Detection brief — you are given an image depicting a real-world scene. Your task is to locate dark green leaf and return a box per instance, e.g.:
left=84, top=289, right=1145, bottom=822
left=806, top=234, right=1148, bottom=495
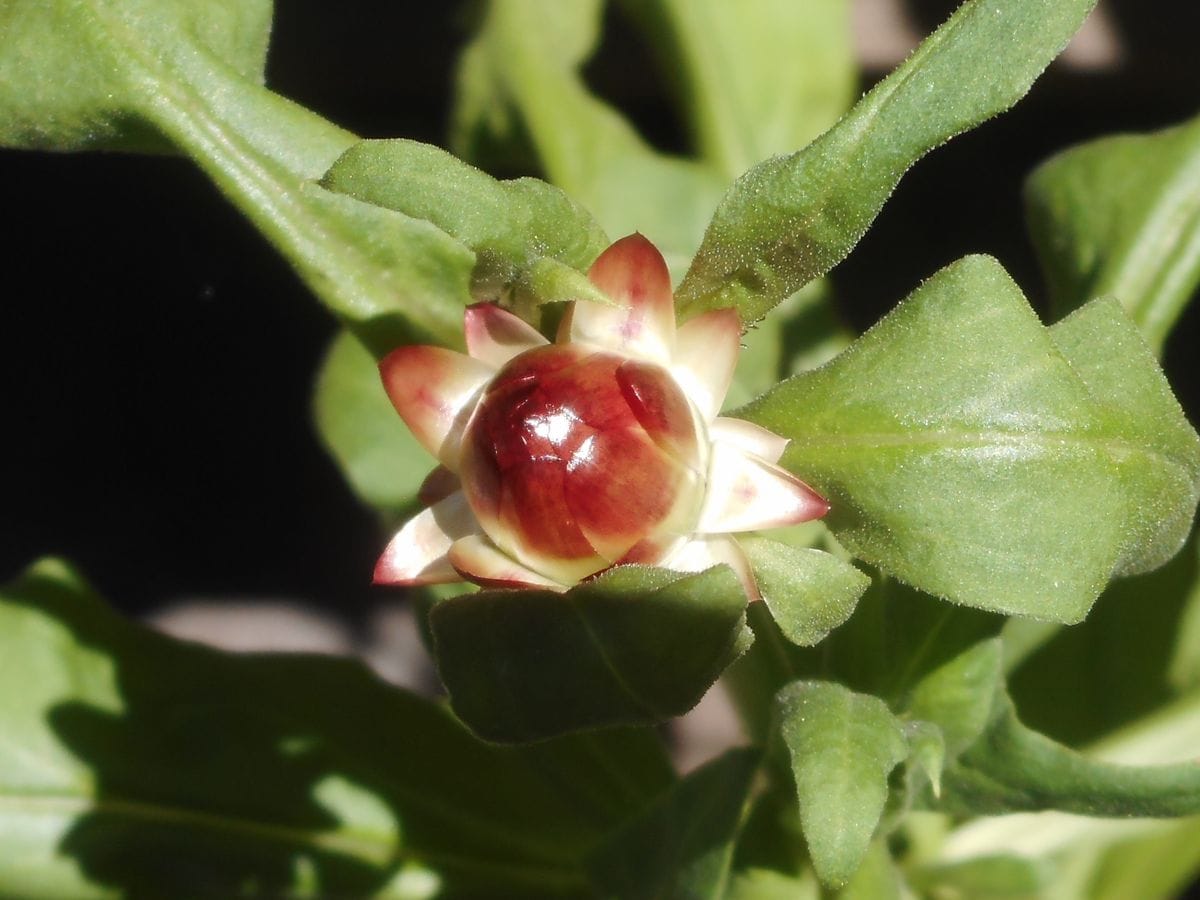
left=588, top=748, right=758, bottom=900
left=943, top=691, right=1200, bottom=818
left=312, top=330, right=433, bottom=514
left=777, top=681, right=908, bottom=888
left=741, top=255, right=1200, bottom=622
left=430, top=565, right=749, bottom=743
left=676, top=0, right=1097, bottom=325
left=740, top=536, right=869, bottom=647
left=1026, top=112, right=1200, bottom=351
left=0, top=559, right=675, bottom=897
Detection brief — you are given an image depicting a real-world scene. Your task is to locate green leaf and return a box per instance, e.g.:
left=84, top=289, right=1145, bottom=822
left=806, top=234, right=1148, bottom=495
left=942, top=691, right=1200, bottom=818
left=587, top=748, right=758, bottom=900
left=1025, top=111, right=1200, bottom=352
left=614, top=0, right=856, bottom=179
left=726, top=867, right=821, bottom=900
left=0, top=559, right=676, bottom=897
left=741, top=255, right=1200, bottom=622
left=675, top=0, right=1097, bottom=325
left=320, top=139, right=608, bottom=309
left=740, top=536, right=869, bottom=647
left=451, top=0, right=726, bottom=267
left=312, top=330, right=432, bottom=514
left=0, top=1, right=477, bottom=352
left=430, top=565, right=749, bottom=743
left=835, top=841, right=906, bottom=900
left=913, top=855, right=1054, bottom=899
left=903, top=721, right=946, bottom=799
left=905, top=639, right=1004, bottom=758
left=777, top=681, right=908, bottom=888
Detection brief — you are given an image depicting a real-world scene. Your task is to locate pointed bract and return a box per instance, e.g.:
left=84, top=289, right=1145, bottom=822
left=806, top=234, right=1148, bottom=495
left=709, top=417, right=790, bottom=464
left=417, top=466, right=461, bottom=507
left=671, top=308, right=741, bottom=421
left=374, top=492, right=478, bottom=586
left=560, top=233, right=675, bottom=363
left=464, top=302, right=549, bottom=369
left=698, top=442, right=829, bottom=534
left=379, top=345, right=493, bottom=469
left=449, top=534, right=566, bottom=591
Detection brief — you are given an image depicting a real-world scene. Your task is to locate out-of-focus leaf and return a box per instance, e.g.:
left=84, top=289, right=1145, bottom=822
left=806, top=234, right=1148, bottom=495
left=1026, top=112, right=1200, bottom=352
left=321, top=139, right=608, bottom=310
left=942, top=691, right=1200, bottom=818
left=615, top=0, right=855, bottom=179
left=430, top=565, right=748, bottom=743
left=313, top=330, right=431, bottom=514
left=742, top=256, right=1200, bottom=622
left=740, top=536, right=869, bottom=647
left=0, top=1, right=476, bottom=353
left=587, top=748, right=758, bottom=899
left=726, top=867, right=821, bottom=900
left=0, top=559, right=675, bottom=897
left=777, top=681, right=908, bottom=888
left=676, top=0, right=1097, bottom=325
left=1085, top=813, right=1200, bottom=900
left=913, top=855, right=1054, bottom=899
left=903, top=722, right=946, bottom=799
left=835, top=841, right=906, bottom=900
left=451, top=0, right=724, bottom=268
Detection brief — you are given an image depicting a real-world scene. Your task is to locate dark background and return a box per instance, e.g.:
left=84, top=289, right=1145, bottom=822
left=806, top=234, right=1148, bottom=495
left=2, top=0, right=1199, bottom=631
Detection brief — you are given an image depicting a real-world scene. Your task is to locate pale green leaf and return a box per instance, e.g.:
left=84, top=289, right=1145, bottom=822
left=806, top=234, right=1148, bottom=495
left=676, top=0, right=1097, bottom=325
left=905, top=639, right=1003, bottom=757
left=740, top=536, right=869, bottom=647
left=430, top=565, right=749, bottom=743
left=1026, top=111, right=1200, bottom=352
left=0, top=559, right=675, bottom=896
left=615, top=0, right=855, bottom=179
left=741, top=255, right=1200, bottom=622
left=777, top=681, right=908, bottom=888
left=587, top=748, right=758, bottom=900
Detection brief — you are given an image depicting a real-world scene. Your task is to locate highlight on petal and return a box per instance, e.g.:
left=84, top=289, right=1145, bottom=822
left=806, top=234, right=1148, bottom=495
left=464, top=302, right=549, bottom=369
left=379, top=345, right=493, bottom=468
left=374, top=491, right=478, bottom=586
left=671, top=308, right=741, bottom=420
left=709, top=417, right=790, bottom=465
left=559, top=233, right=675, bottom=363
left=661, top=535, right=761, bottom=602
left=697, top=441, right=830, bottom=534
left=448, top=534, right=566, bottom=591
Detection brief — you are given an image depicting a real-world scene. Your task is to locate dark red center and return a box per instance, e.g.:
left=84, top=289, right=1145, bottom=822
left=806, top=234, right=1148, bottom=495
left=460, top=345, right=704, bottom=583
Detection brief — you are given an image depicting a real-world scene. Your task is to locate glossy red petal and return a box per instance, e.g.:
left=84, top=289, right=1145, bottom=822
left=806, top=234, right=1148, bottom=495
left=708, top=417, right=790, bottom=465
left=560, top=233, right=675, bottom=362
left=698, top=442, right=829, bottom=533
left=464, top=302, right=549, bottom=368
left=373, top=491, right=478, bottom=586
left=378, top=345, right=493, bottom=469
left=671, top=308, right=741, bottom=420
left=448, top=535, right=566, bottom=591
left=616, top=359, right=704, bottom=468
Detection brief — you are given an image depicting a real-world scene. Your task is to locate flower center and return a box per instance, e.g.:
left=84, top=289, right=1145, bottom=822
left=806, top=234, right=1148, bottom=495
left=460, top=344, right=706, bottom=584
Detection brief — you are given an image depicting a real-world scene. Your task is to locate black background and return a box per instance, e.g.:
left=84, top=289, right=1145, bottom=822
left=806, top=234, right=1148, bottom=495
left=3, top=0, right=1199, bottom=632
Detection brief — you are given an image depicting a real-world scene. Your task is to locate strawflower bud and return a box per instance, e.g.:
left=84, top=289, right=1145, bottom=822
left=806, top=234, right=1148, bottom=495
left=373, top=234, right=829, bottom=598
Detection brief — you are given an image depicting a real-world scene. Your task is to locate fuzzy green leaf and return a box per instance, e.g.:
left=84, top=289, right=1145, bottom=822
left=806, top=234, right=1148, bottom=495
left=777, top=681, right=908, bottom=888
left=587, top=748, right=758, bottom=900
left=430, top=566, right=749, bottom=743
left=0, top=559, right=675, bottom=897
left=905, top=639, right=1004, bottom=758
left=740, top=536, right=869, bottom=647
left=676, top=0, right=1097, bottom=324
left=742, top=255, right=1200, bottom=622
left=1026, top=112, right=1200, bottom=352
left=320, top=138, right=608, bottom=310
